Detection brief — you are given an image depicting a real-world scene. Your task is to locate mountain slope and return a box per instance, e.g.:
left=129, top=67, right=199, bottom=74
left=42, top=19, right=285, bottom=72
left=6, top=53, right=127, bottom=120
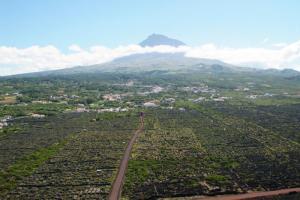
left=45, top=53, right=237, bottom=75
left=10, top=52, right=240, bottom=77
left=6, top=34, right=300, bottom=77
left=140, top=34, right=186, bottom=47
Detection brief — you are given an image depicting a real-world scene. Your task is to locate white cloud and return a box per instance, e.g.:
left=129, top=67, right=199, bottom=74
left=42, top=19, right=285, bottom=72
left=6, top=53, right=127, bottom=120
left=1, top=40, right=300, bottom=76
left=185, top=40, right=300, bottom=70
left=262, top=37, right=269, bottom=44
left=68, top=44, right=82, bottom=52
left=272, top=43, right=287, bottom=48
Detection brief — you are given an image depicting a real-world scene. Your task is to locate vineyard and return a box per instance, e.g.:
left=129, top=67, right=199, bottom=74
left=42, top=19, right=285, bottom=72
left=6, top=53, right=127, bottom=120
left=123, top=107, right=300, bottom=199
left=0, top=112, right=139, bottom=199
left=0, top=71, right=299, bottom=199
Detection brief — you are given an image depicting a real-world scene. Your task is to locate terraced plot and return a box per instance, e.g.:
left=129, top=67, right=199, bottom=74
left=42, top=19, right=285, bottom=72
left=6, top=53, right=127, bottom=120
left=123, top=108, right=300, bottom=199
left=210, top=103, right=300, bottom=143
left=0, top=112, right=139, bottom=199
left=0, top=114, right=84, bottom=169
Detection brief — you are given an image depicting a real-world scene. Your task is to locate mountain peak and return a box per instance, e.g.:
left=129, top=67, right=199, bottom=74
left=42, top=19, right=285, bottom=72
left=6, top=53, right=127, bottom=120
left=140, top=34, right=186, bottom=47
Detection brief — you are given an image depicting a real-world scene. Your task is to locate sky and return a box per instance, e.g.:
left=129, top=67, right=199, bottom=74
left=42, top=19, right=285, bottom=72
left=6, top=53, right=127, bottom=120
left=1, top=0, right=300, bottom=75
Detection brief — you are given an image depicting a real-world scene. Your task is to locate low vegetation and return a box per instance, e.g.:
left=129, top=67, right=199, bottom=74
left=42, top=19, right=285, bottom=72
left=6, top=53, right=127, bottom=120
left=0, top=70, right=299, bottom=199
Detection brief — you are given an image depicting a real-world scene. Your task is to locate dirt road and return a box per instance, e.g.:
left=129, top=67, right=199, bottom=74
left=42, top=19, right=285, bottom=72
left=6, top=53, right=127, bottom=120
left=194, top=187, right=300, bottom=200
left=108, top=115, right=144, bottom=200
left=108, top=114, right=299, bottom=200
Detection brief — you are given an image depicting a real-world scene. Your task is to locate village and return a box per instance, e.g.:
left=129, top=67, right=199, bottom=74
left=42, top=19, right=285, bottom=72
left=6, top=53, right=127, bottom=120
left=1, top=78, right=298, bottom=127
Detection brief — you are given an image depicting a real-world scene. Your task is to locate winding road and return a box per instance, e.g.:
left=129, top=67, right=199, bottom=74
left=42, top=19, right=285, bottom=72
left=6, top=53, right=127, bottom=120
left=108, top=115, right=144, bottom=200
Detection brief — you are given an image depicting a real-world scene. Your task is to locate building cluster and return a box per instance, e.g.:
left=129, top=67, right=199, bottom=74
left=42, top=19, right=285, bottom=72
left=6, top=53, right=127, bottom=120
left=0, top=116, right=12, bottom=129
left=181, top=86, right=216, bottom=94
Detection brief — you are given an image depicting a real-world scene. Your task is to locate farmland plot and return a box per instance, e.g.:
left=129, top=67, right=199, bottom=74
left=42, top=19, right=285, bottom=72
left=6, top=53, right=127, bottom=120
left=1, top=112, right=139, bottom=199
left=210, top=103, right=300, bottom=143
left=123, top=108, right=300, bottom=199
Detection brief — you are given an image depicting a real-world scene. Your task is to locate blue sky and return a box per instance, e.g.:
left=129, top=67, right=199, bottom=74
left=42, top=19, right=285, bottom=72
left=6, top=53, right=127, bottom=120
left=1, top=0, right=300, bottom=49
left=1, top=0, right=300, bottom=75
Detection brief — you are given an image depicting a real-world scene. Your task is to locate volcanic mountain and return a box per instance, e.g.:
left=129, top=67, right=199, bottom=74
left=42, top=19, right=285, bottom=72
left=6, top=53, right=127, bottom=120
left=139, top=33, right=186, bottom=47
left=11, top=34, right=298, bottom=77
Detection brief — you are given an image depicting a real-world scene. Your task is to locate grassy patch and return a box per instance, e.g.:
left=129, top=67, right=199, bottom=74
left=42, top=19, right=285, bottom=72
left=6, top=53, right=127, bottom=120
left=0, top=103, right=73, bottom=117
left=124, top=159, right=161, bottom=192
left=0, top=138, right=70, bottom=195
left=251, top=97, right=300, bottom=106
left=206, top=174, right=230, bottom=185
left=0, top=126, right=22, bottom=139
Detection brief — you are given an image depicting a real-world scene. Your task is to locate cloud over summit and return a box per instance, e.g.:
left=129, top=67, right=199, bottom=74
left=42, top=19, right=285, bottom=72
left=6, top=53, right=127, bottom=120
left=1, top=40, right=300, bottom=76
